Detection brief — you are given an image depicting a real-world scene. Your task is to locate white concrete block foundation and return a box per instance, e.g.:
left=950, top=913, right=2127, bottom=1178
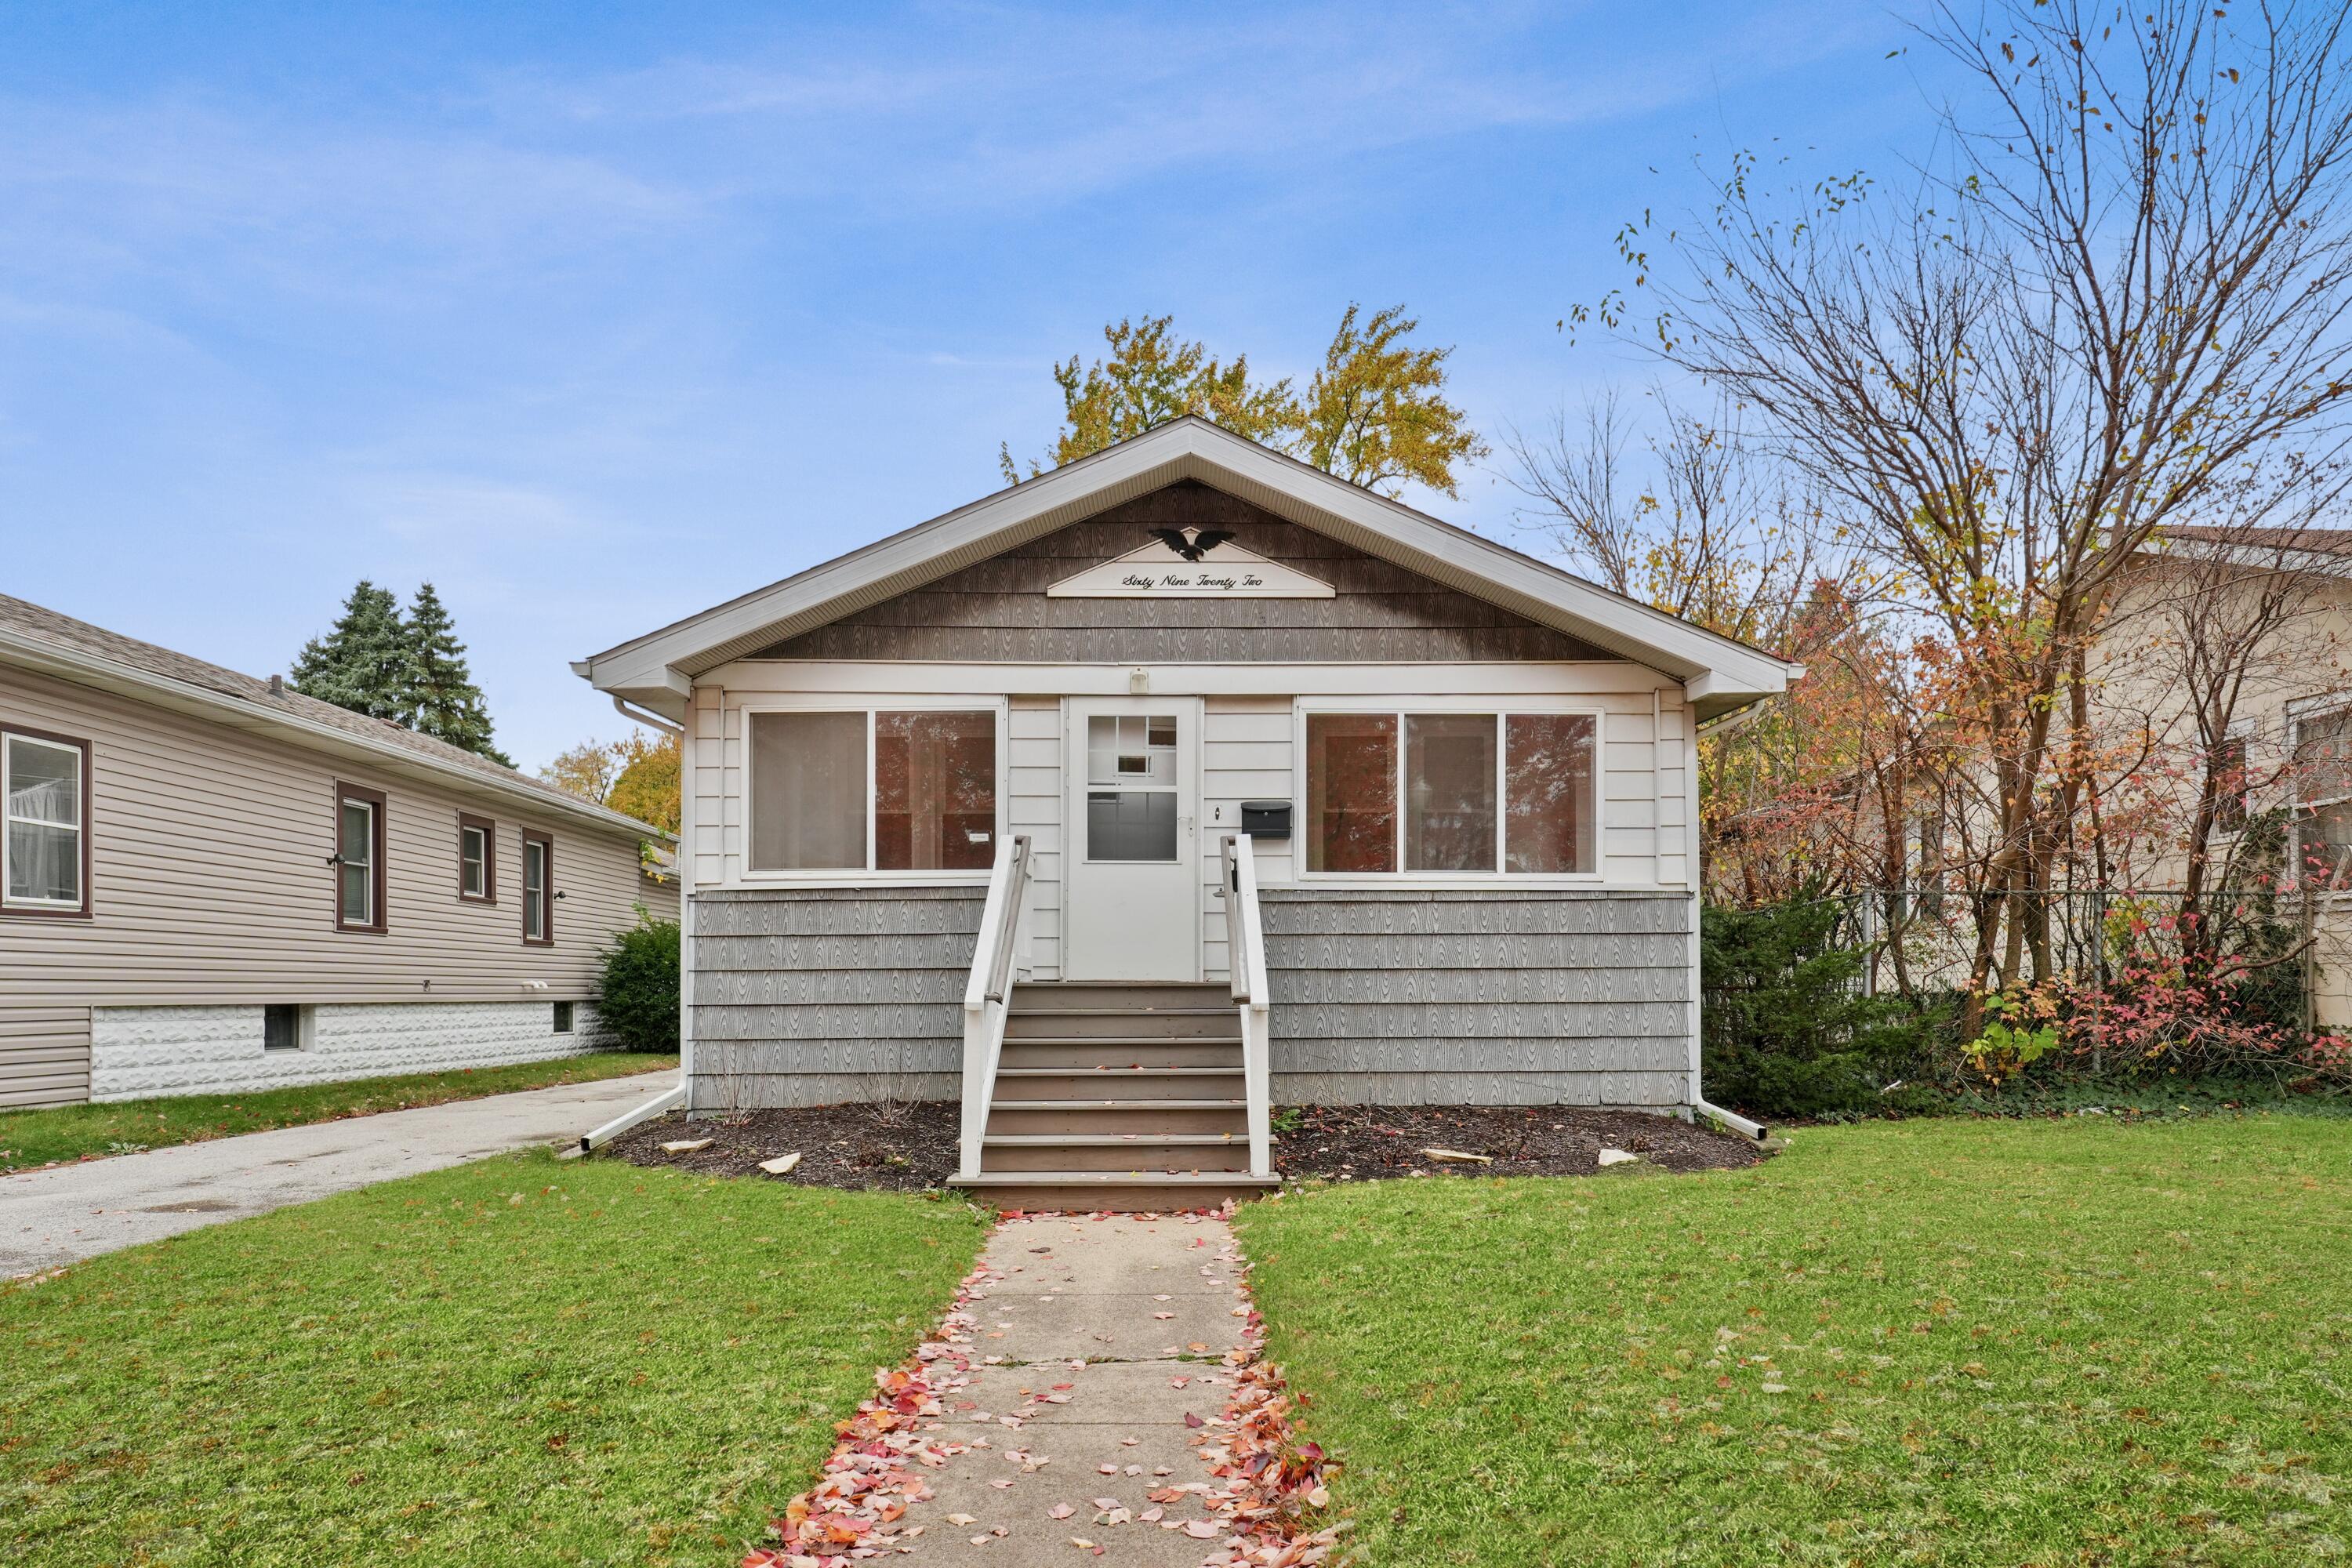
left=90, top=1000, right=614, bottom=1102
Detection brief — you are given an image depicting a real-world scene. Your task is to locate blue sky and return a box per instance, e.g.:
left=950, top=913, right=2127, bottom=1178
left=0, top=2, right=1944, bottom=768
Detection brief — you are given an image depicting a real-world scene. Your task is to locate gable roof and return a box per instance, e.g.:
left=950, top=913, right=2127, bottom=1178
left=0, top=593, right=662, bottom=841
left=576, top=417, right=1801, bottom=721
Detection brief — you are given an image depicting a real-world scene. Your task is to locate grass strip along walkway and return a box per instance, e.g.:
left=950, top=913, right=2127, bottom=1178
left=0, top=1051, right=677, bottom=1172
left=0, top=1150, right=986, bottom=1567
left=1238, top=1116, right=2352, bottom=1566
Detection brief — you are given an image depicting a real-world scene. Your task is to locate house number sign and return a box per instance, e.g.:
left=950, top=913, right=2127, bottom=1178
left=1045, top=527, right=1335, bottom=599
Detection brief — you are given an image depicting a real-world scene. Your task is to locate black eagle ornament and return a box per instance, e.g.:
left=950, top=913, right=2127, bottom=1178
left=1150, top=525, right=1236, bottom=561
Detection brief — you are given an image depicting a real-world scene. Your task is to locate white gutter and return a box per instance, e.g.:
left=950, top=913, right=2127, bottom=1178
left=0, top=626, right=662, bottom=842
left=612, top=694, right=684, bottom=739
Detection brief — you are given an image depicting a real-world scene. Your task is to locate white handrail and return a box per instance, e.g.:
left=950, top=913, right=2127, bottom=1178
left=1223, top=834, right=1275, bottom=1178
left=958, top=834, right=1032, bottom=1180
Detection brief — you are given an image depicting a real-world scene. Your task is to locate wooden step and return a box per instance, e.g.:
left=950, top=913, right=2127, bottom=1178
left=998, top=1040, right=1243, bottom=1071
left=1008, top=982, right=1231, bottom=1012
left=979, top=1134, right=1254, bottom=1174
left=985, top=1101, right=1246, bottom=1136
left=956, top=1171, right=1281, bottom=1213
left=993, top=1067, right=1243, bottom=1102
left=1004, top=1008, right=1240, bottom=1041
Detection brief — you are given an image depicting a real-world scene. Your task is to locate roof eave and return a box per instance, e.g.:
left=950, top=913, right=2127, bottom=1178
left=577, top=418, right=1803, bottom=698
left=1, top=628, right=666, bottom=841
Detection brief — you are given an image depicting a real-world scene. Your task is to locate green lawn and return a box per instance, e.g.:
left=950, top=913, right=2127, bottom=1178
left=0, top=1151, right=986, bottom=1566
left=1237, top=1116, right=2352, bottom=1566
left=0, top=1052, right=679, bottom=1171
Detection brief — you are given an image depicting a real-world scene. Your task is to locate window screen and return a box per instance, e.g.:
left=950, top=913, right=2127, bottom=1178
left=750, top=711, right=868, bottom=870
left=1405, top=714, right=1497, bottom=872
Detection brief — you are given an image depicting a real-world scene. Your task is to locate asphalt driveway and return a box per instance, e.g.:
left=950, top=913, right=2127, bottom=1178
left=0, top=1069, right=675, bottom=1276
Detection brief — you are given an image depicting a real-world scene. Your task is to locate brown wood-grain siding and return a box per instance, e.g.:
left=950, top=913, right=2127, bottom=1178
left=0, top=664, right=676, bottom=1108
left=690, top=886, right=981, bottom=1109
left=748, top=481, right=1612, bottom=664
left=1259, top=888, right=1693, bottom=1106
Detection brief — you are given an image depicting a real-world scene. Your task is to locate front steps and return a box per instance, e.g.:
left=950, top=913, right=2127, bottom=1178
left=958, top=982, right=1279, bottom=1211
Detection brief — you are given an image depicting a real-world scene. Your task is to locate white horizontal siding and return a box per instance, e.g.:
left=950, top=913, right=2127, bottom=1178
left=1008, top=696, right=1062, bottom=979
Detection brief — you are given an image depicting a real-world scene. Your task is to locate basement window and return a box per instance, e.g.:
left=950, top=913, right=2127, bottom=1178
left=553, top=1000, right=575, bottom=1034
left=263, top=1004, right=314, bottom=1051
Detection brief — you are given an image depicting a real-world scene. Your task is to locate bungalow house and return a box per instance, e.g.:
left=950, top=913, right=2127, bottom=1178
left=575, top=419, right=1798, bottom=1207
left=0, top=593, right=677, bottom=1110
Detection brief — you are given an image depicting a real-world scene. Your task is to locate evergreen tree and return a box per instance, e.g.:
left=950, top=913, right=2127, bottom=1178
left=399, top=582, right=513, bottom=768
left=289, top=580, right=408, bottom=720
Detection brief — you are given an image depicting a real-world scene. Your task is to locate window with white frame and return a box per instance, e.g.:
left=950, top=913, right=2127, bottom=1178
left=2294, top=705, right=2352, bottom=884
left=333, top=783, right=386, bottom=932
left=3, top=728, right=88, bottom=913
left=521, top=830, right=553, bottom=944
left=1303, top=710, right=1599, bottom=876
left=748, top=707, right=998, bottom=873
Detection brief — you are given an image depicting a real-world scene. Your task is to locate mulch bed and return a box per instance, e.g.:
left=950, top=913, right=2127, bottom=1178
left=604, top=1099, right=1767, bottom=1191
left=604, top=1100, right=962, bottom=1192
left=1270, top=1103, right=1769, bottom=1179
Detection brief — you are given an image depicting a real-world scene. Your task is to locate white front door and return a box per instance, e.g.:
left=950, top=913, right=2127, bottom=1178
left=1062, top=696, right=1202, bottom=982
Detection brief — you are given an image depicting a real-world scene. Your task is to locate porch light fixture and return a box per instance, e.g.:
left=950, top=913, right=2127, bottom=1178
left=1128, top=666, right=1149, bottom=695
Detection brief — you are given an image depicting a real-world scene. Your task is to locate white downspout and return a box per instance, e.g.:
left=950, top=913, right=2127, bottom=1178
left=1680, top=685, right=1767, bottom=1141
left=676, top=691, right=699, bottom=1116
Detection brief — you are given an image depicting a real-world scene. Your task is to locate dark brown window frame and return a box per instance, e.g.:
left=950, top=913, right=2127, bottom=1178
left=520, top=828, right=553, bottom=946
left=456, top=812, right=499, bottom=904
left=333, top=782, right=389, bottom=935
left=1, top=724, right=93, bottom=920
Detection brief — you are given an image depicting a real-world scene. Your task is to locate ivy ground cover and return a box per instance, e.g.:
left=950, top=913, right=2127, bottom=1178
left=1236, top=1116, right=2351, bottom=1566
left=0, top=1151, right=985, bottom=1566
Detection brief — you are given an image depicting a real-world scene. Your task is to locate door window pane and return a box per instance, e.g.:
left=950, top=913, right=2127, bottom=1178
left=1406, top=714, right=1497, bottom=872
left=1087, top=715, right=1177, bottom=785
left=1504, top=713, right=1597, bottom=873
left=1305, top=713, right=1397, bottom=872
left=1087, top=789, right=1178, bottom=862
left=876, top=711, right=996, bottom=870
left=3, top=735, right=82, bottom=906
left=339, top=800, right=373, bottom=924
left=750, top=711, right=868, bottom=869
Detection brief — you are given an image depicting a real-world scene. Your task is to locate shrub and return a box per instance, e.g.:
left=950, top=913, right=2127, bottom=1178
left=596, top=909, right=680, bottom=1052
left=1701, top=891, right=1936, bottom=1118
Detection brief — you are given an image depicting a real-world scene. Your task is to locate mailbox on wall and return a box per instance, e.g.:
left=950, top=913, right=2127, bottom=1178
left=1239, top=800, right=1294, bottom=840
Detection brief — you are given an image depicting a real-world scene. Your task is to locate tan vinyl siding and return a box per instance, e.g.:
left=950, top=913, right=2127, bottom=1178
left=0, top=1005, right=92, bottom=1107
left=0, top=664, right=672, bottom=1046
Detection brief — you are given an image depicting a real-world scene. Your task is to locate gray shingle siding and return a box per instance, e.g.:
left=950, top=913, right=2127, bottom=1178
left=690, top=886, right=982, bottom=1109
left=688, top=885, right=1694, bottom=1111
left=1258, top=889, right=1694, bottom=1106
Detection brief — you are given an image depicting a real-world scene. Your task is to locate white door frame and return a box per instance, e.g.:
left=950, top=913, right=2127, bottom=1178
left=1061, top=695, right=1204, bottom=982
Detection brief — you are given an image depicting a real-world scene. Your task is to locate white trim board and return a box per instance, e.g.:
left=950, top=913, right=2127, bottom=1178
left=701, top=660, right=1690, bottom=698
left=576, top=419, right=1798, bottom=722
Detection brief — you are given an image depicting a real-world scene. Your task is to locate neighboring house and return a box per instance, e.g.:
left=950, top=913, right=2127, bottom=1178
left=2096, top=526, right=2352, bottom=1022
left=0, top=593, right=678, bottom=1109
left=575, top=419, right=1798, bottom=1206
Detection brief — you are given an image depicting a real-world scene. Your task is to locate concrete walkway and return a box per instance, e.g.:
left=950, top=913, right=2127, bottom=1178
left=886, top=1214, right=1255, bottom=1564
left=0, top=1069, right=676, bottom=1276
